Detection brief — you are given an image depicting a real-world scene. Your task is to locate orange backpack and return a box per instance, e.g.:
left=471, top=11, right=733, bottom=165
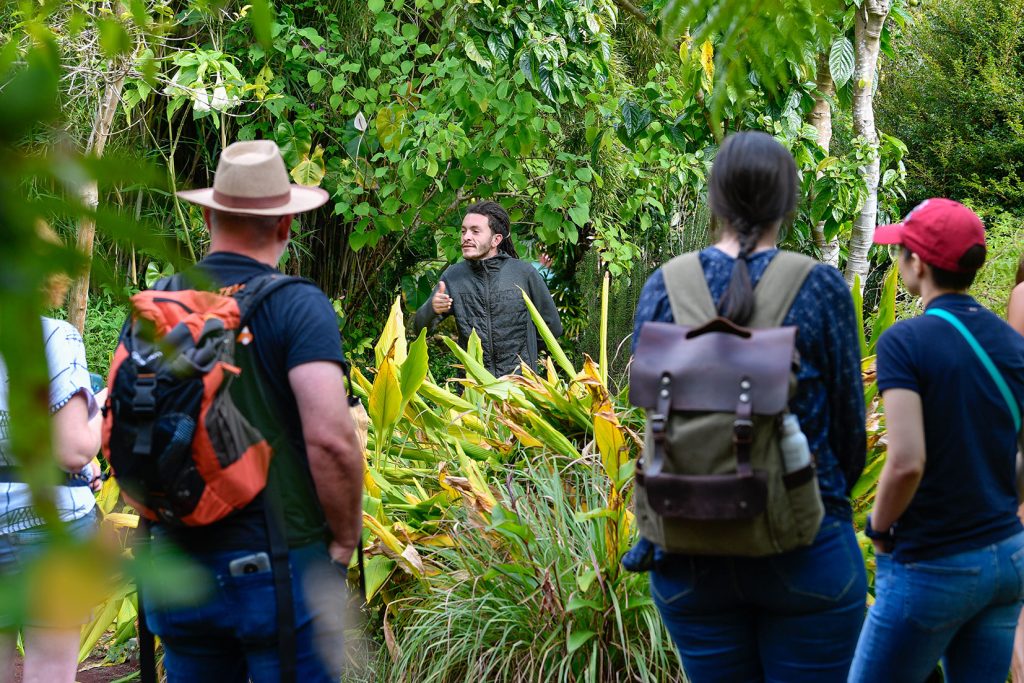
left=102, top=273, right=306, bottom=526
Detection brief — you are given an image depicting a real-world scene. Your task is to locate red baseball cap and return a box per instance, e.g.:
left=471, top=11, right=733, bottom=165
left=873, top=198, right=986, bottom=273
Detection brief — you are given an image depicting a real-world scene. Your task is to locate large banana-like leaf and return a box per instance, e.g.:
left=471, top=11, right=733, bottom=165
left=522, top=289, right=576, bottom=378
left=374, top=296, right=408, bottom=368
left=400, top=330, right=429, bottom=404
left=78, top=581, right=135, bottom=662
left=363, top=555, right=396, bottom=602
left=368, top=355, right=403, bottom=454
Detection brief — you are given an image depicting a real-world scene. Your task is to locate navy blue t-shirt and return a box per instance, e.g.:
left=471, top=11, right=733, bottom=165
left=160, top=252, right=347, bottom=551
left=877, top=294, right=1024, bottom=562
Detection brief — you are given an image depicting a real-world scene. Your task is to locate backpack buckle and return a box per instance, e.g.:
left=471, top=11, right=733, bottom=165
left=133, top=373, right=157, bottom=415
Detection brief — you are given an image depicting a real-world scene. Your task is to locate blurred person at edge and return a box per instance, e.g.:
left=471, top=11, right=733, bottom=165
left=412, top=200, right=562, bottom=377
left=624, top=131, right=868, bottom=682
left=850, top=200, right=1024, bottom=683
left=0, top=223, right=104, bottom=683
left=998, top=253, right=1024, bottom=683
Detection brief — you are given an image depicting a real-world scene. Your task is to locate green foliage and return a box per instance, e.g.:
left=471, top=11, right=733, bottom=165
left=375, top=463, right=680, bottom=682
left=877, top=0, right=1024, bottom=213
left=660, top=0, right=842, bottom=118
left=81, top=293, right=130, bottom=379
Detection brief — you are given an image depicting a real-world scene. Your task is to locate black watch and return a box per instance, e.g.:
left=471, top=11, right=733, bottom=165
left=864, top=514, right=894, bottom=541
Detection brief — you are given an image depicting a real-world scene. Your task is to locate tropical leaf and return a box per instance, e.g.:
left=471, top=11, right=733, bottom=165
left=276, top=120, right=311, bottom=168
left=375, top=105, right=407, bottom=152
left=867, top=264, right=898, bottom=356
left=400, top=330, right=429, bottom=404
left=368, top=356, right=403, bottom=449
left=620, top=100, right=652, bottom=139
left=522, top=289, right=576, bottom=378
left=289, top=145, right=326, bottom=186
left=363, top=555, right=396, bottom=602
left=375, top=296, right=408, bottom=368
left=699, top=39, right=715, bottom=91
left=464, top=35, right=492, bottom=70
left=829, top=36, right=855, bottom=89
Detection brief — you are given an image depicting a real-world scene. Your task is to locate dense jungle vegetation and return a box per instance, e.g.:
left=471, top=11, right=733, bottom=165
left=1, top=0, right=1022, bottom=679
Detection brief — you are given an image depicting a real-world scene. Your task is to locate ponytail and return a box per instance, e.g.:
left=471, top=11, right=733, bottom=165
left=718, top=218, right=768, bottom=325
left=707, top=132, right=798, bottom=325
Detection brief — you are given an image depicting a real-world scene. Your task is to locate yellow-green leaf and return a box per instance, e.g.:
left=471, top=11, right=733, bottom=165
left=400, top=329, right=428, bottom=404
left=375, top=105, right=407, bottom=152
left=368, top=357, right=402, bottom=446
left=700, top=39, right=715, bottom=91
left=363, top=555, right=396, bottom=602
left=521, top=289, right=575, bottom=378
left=375, top=296, right=407, bottom=368
left=289, top=145, right=326, bottom=187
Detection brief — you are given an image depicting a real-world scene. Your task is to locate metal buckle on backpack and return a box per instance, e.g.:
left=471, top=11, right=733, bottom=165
left=732, top=419, right=753, bottom=444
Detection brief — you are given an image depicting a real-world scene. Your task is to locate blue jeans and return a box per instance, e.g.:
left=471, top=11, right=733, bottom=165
left=650, top=518, right=867, bottom=683
left=849, top=530, right=1024, bottom=683
left=0, top=508, right=99, bottom=629
left=142, top=541, right=348, bottom=683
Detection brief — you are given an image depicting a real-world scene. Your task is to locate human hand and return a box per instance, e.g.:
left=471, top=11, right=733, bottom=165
left=88, top=459, right=102, bottom=492
left=431, top=281, right=452, bottom=315
left=872, top=538, right=893, bottom=556
left=328, top=539, right=355, bottom=566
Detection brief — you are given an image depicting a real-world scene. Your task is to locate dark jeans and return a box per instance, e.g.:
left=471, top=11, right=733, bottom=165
left=142, top=541, right=347, bottom=683
left=850, top=530, right=1024, bottom=683
left=650, top=518, right=867, bottom=683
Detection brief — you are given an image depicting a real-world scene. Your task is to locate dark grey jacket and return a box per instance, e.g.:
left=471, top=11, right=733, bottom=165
left=413, top=254, right=562, bottom=377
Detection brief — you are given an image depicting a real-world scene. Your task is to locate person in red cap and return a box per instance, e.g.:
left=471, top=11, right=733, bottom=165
left=849, top=199, right=1024, bottom=682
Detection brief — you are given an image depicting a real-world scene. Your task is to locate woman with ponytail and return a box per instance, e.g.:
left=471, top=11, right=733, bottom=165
left=624, top=131, right=868, bottom=681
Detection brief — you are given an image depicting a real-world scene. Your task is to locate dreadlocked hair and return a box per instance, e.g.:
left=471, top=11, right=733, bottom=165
left=464, top=200, right=519, bottom=258
left=709, top=132, right=798, bottom=325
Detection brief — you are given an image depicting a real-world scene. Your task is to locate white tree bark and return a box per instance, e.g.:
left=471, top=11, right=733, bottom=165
left=844, top=0, right=891, bottom=288
left=809, top=51, right=840, bottom=268
left=67, top=62, right=127, bottom=333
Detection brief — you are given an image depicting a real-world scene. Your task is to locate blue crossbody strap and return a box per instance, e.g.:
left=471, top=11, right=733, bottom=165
left=926, top=307, right=1022, bottom=433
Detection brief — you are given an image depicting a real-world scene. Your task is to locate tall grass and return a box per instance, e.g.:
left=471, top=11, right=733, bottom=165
left=374, top=459, right=682, bottom=682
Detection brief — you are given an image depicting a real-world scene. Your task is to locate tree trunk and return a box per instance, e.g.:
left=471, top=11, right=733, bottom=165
left=67, top=62, right=128, bottom=333
left=809, top=52, right=840, bottom=268
left=843, top=0, right=891, bottom=288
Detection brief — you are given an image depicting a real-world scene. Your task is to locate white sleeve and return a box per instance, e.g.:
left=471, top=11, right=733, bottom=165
left=43, top=318, right=98, bottom=419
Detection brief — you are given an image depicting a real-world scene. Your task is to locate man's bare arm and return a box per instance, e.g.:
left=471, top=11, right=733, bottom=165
left=289, top=361, right=363, bottom=564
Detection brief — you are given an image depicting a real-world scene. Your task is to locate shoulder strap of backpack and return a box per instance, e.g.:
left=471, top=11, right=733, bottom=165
left=749, top=251, right=818, bottom=328
left=662, top=252, right=718, bottom=326
left=233, top=273, right=316, bottom=327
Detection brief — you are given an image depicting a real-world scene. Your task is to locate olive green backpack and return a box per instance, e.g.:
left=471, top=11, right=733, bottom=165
left=629, top=251, right=824, bottom=556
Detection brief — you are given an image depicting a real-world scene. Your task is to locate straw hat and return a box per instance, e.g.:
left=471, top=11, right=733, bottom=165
left=176, top=140, right=329, bottom=216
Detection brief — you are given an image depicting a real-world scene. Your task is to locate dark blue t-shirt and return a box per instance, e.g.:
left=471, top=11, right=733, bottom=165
left=161, top=252, right=347, bottom=551
left=877, top=294, right=1024, bottom=562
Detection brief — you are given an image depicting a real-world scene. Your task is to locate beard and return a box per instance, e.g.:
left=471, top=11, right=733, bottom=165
left=462, top=242, right=491, bottom=260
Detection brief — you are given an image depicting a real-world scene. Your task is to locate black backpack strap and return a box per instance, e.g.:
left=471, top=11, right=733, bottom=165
left=262, top=481, right=298, bottom=683
left=233, top=273, right=316, bottom=328
left=662, top=252, right=718, bottom=326
left=135, top=518, right=158, bottom=683
left=749, top=251, right=818, bottom=328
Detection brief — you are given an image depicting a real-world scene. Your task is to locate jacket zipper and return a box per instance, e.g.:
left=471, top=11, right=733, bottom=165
left=484, top=264, right=496, bottom=375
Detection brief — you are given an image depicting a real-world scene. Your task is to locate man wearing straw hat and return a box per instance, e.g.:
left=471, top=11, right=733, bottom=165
left=141, top=140, right=363, bottom=682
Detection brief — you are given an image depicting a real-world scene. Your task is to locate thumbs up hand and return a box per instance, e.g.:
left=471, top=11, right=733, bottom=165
left=432, top=281, right=452, bottom=315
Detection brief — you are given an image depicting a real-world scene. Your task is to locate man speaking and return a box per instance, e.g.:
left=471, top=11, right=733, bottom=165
left=413, top=200, right=562, bottom=377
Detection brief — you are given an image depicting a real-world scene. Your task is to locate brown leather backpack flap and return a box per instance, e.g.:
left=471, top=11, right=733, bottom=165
left=630, top=320, right=796, bottom=414
left=642, top=470, right=768, bottom=520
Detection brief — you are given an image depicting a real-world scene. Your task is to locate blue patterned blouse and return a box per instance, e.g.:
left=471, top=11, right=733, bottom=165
left=631, top=247, right=866, bottom=521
